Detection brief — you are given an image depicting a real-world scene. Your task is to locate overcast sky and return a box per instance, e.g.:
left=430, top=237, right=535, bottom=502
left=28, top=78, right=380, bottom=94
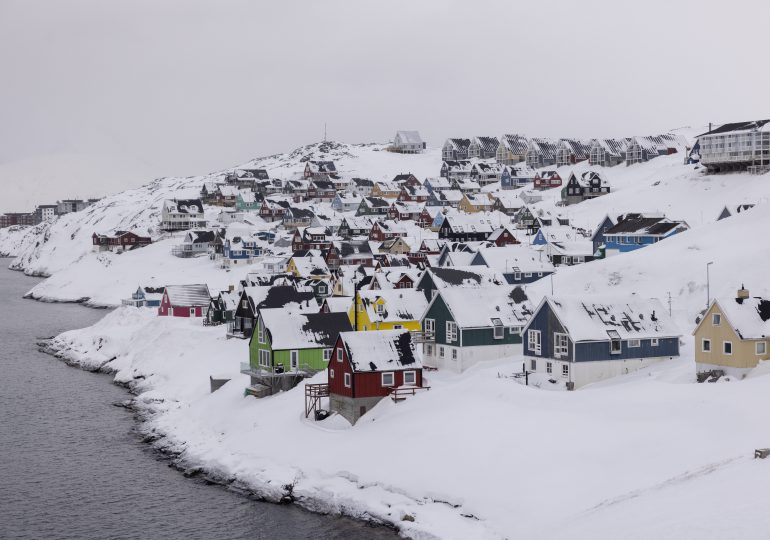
left=1, top=0, right=768, bottom=180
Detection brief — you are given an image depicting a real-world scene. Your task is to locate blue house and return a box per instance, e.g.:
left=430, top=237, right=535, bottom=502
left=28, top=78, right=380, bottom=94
left=603, top=214, right=689, bottom=257
left=223, top=232, right=263, bottom=268
left=122, top=286, right=164, bottom=308
left=522, top=296, right=680, bottom=389
left=591, top=215, right=615, bottom=256
left=501, top=164, right=536, bottom=190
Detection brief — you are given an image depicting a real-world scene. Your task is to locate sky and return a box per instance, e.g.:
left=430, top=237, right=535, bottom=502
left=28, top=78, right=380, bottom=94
left=0, top=0, right=768, bottom=204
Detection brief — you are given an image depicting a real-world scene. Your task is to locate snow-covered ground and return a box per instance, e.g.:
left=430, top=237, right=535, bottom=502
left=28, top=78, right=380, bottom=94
left=10, top=137, right=770, bottom=538
left=46, top=307, right=770, bottom=540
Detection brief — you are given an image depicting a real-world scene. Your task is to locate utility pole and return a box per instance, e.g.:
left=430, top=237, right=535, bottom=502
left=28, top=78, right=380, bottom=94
left=667, top=292, right=672, bottom=317
left=706, top=261, right=714, bottom=309
left=323, top=123, right=327, bottom=142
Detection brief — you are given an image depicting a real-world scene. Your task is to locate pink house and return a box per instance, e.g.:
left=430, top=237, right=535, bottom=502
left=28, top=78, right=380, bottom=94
left=158, top=284, right=211, bottom=317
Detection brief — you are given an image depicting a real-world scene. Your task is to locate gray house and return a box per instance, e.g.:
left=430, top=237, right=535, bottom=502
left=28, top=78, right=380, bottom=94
left=393, top=131, right=425, bottom=153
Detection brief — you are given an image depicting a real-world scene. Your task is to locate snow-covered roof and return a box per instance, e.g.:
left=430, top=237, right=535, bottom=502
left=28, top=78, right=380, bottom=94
left=443, top=214, right=497, bottom=234
left=395, top=130, right=423, bottom=145
left=438, top=286, right=533, bottom=328
left=710, top=294, right=770, bottom=339
left=321, top=296, right=353, bottom=314
left=340, top=329, right=422, bottom=372
left=164, top=199, right=204, bottom=215
left=424, top=265, right=507, bottom=289
left=164, top=284, right=211, bottom=307
left=261, top=308, right=351, bottom=350
left=291, top=255, right=330, bottom=277
left=475, top=245, right=555, bottom=274
left=605, top=214, right=688, bottom=237
left=537, top=296, right=680, bottom=342
left=358, top=289, right=429, bottom=323
left=499, top=134, right=530, bottom=154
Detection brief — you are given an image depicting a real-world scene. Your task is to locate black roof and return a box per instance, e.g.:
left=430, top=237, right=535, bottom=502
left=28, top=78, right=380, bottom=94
left=258, top=285, right=316, bottom=310
left=288, top=207, right=315, bottom=219
left=430, top=267, right=484, bottom=286
left=313, top=180, right=335, bottom=190
left=366, top=197, right=390, bottom=208
left=174, top=199, right=204, bottom=214
left=301, top=312, right=352, bottom=347
left=697, top=120, right=770, bottom=137
left=353, top=177, right=374, bottom=186
left=605, top=214, right=677, bottom=235
left=192, top=230, right=216, bottom=243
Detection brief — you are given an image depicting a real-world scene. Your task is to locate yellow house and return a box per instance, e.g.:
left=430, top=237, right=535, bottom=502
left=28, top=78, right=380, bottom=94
left=287, top=255, right=330, bottom=280
left=693, top=286, right=770, bottom=378
left=458, top=193, right=493, bottom=213
left=348, top=289, right=427, bottom=331
left=371, top=182, right=400, bottom=199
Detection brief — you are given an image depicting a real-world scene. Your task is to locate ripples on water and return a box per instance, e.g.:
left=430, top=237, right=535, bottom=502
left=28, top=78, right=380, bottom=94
left=0, top=265, right=396, bottom=539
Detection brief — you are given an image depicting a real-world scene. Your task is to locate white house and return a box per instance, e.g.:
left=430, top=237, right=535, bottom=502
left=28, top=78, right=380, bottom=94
left=393, top=131, right=424, bottom=153
left=161, top=199, right=206, bottom=231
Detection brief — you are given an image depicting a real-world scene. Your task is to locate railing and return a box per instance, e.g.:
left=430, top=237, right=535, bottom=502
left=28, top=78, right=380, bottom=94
left=304, top=383, right=330, bottom=418
left=240, top=362, right=318, bottom=378
left=389, top=385, right=430, bottom=402
left=410, top=330, right=435, bottom=343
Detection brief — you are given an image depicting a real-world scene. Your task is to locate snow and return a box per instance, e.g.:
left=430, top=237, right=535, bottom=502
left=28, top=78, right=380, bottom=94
left=45, top=307, right=770, bottom=540
left=10, top=137, right=770, bottom=539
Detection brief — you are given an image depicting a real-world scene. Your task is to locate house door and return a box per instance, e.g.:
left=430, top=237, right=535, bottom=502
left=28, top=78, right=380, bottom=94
left=290, top=350, right=299, bottom=370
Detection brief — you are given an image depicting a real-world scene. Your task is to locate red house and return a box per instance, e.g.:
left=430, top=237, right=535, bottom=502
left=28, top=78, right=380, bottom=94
left=533, top=170, right=562, bottom=190
left=328, top=329, right=425, bottom=425
left=369, top=220, right=407, bottom=242
left=92, top=231, right=152, bottom=252
left=487, top=226, right=520, bottom=247
left=158, top=284, right=211, bottom=317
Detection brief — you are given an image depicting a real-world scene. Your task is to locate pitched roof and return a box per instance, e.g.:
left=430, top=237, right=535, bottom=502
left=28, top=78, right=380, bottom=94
left=697, top=120, right=770, bottom=137
left=340, top=329, right=422, bottom=372
left=358, top=289, right=429, bottom=323
left=474, top=245, right=555, bottom=274
left=164, top=284, right=211, bottom=306
left=605, top=214, right=686, bottom=236
left=425, top=266, right=507, bottom=288
left=395, top=131, right=423, bottom=145
left=713, top=295, right=770, bottom=339
left=261, top=309, right=351, bottom=350
left=164, top=199, right=204, bottom=215
left=500, top=134, right=530, bottom=154
left=538, top=296, right=680, bottom=341
left=438, top=286, right=533, bottom=328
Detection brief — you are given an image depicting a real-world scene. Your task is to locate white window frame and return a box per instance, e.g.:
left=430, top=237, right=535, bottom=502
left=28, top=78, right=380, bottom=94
left=403, top=370, right=416, bottom=385
left=259, top=348, right=270, bottom=368
left=562, top=364, right=569, bottom=377
left=323, top=348, right=332, bottom=361
left=610, top=338, right=622, bottom=354
left=712, top=313, right=721, bottom=326
left=628, top=339, right=640, bottom=348
left=425, top=343, right=433, bottom=356
left=394, top=324, right=403, bottom=330
left=381, top=372, right=395, bottom=387
left=424, top=318, right=435, bottom=335
left=290, top=350, right=299, bottom=369
left=376, top=303, right=385, bottom=314
left=337, top=348, right=343, bottom=362
left=554, top=333, right=568, bottom=358
left=452, top=348, right=458, bottom=360
left=344, top=372, right=351, bottom=388
left=723, top=341, right=732, bottom=355
left=493, top=320, right=504, bottom=339
left=258, top=320, right=265, bottom=344
left=546, top=361, right=552, bottom=374
left=446, top=321, right=458, bottom=342
left=330, top=368, right=335, bottom=379
left=439, top=346, right=445, bottom=358
left=528, top=329, right=541, bottom=355
left=190, top=308, right=196, bottom=317
left=757, top=341, right=767, bottom=355
left=651, top=338, right=659, bottom=347
left=702, top=338, right=711, bottom=352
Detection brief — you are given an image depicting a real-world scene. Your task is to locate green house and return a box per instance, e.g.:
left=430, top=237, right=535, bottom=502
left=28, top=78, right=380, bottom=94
left=236, top=191, right=260, bottom=212
left=420, top=286, right=533, bottom=373
left=248, top=308, right=352, bottom=374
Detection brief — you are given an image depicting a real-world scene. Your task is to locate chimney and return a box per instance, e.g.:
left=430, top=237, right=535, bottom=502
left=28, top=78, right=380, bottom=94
left=228, top=285, right=234, bottom=292
left=737, top=284, right=749, bottom=304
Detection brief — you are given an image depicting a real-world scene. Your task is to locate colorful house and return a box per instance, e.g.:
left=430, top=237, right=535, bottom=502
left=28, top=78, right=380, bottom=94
left=349, top=289, right=428, bottom=332
left=158, top=284, right=211, bottom=317
left=603, top=214, right=689, bottom=257
left=421, top=286, right=533, bottom=372
left=328, top=329, right=425, bottom=425
left=693, top=286, right=770, bottom=378
left=522, top=296, right=680, bottom=389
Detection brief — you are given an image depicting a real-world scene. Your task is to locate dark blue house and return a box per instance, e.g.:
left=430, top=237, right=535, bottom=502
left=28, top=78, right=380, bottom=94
left=591, top=215, right=615, bottom=256
left=522, top=296, right=680, bottom=389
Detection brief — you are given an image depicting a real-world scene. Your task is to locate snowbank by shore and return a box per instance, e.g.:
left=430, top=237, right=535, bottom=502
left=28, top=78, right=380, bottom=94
left=44, top=307, right=770, bottom=540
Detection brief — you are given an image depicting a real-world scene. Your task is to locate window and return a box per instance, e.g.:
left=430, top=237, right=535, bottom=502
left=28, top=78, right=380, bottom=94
left=190, top=308, right=196, bottom=317
left=702, top=339, right=711, bottom=352
left=259, top=349, right=270, bottom=368
left=528, top=330, right=541, bottom=355
left=492, top=318, right=504, bottom=339
left=439, top=346, right=445, bottom=358
left=344, top=373, right=351, bottom=387
left=381, top=372, right=395, bottom=387
left=376, top=303, right=385, bottom=314
left=337, top=348, right=343, bottom=362
left=426, top=344, right=433, bottom=356
left=723, top=341, right=732, bottom=355
left=242, top=300, right=248, bottom=309
left=546, top=361, right=552, bottom=374
left=530, top=359, right=536, bottom=370
left=514, top=272, right=521, bottom=281
left=330, top=368, right=335, bottom=379
left=562, top=364, right=569, bottom=376
left=424, top=318, right=435, bottom=336
left=258, top=321, right=264, bottom=344
left=628, top=339, right=640, bottom=348
left=452, top=348, right=458, bottom=360
left=757, top=341, right=767, bottom=355
left=446, top=321, right=458, bottom=342
left=524, top=272, right=532, bottom=278
left=712, top=313, right=721, bottom=326
left=289, top=351, right=298, bottom=369
left=323, top=348, right=332, bottom=361
left=554, top=333, right=568, bottom=357
left=403, top=371, right=416, bottom=385
left=318, top=285, right=326, bottom=295
left=651, top=338, right=659, bottom=347
left=394, top=324, right=403, bottom=330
